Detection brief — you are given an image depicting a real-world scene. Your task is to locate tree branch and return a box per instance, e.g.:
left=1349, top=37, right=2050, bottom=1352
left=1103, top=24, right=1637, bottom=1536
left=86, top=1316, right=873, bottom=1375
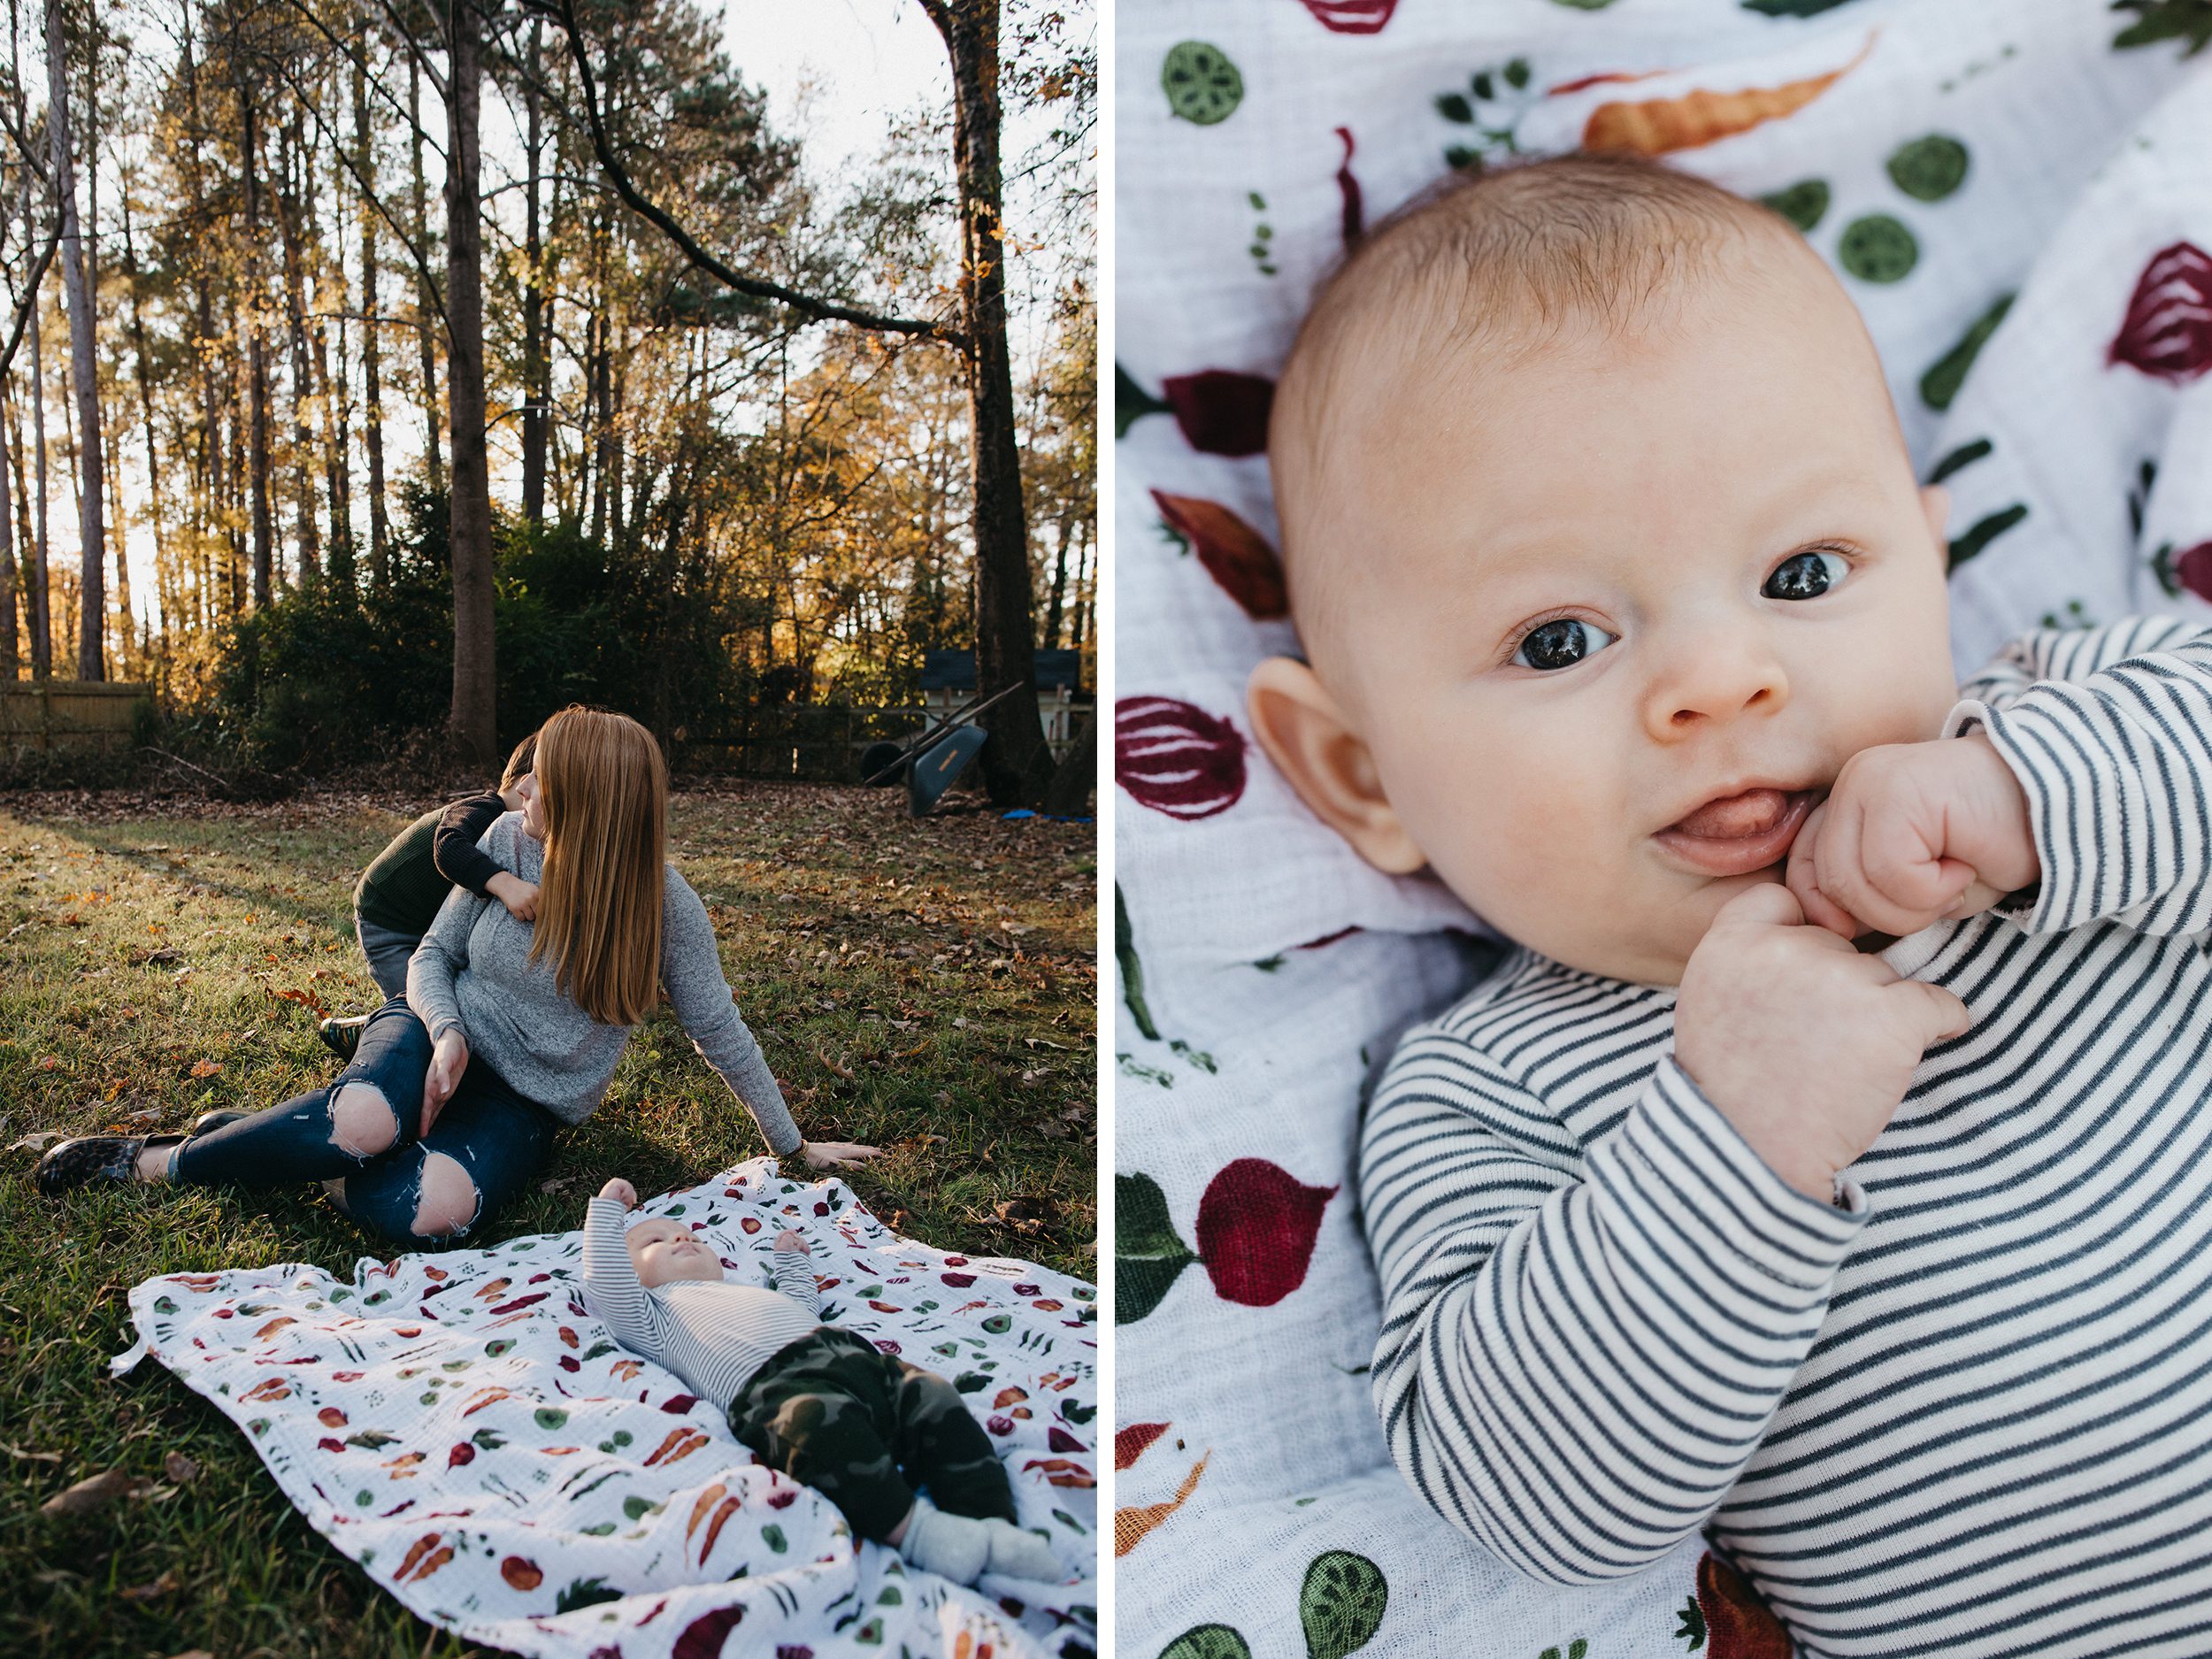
left=0, top=206, right=58, bottom=378
left=530, top=0, right=962, bottom=346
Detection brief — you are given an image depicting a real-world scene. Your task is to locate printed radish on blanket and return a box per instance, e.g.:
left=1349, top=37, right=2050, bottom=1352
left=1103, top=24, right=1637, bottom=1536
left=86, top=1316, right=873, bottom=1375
left=1116, top=699, right=1248, bottom=820
left=1117, top=1161, right=1337, bottom=1320
left=2108, top=242, right=2212, bottom=382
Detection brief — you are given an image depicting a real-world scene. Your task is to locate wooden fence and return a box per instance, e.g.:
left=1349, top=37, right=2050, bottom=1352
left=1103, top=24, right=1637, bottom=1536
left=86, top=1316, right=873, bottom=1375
left=1, top=680, right=151, bottom=757
left=672, top=700, right=1090, bottom=783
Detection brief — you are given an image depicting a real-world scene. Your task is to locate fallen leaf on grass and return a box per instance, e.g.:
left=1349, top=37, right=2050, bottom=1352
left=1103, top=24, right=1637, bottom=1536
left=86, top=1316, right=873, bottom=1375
left=539, top=1176, right=576, bottom=1195
left=188, top=1060, right=221, bottom=1079
left=3, top=1444, right=62, bottom=1463
left=164, top=1650, right=215, bottom=1659
left=120, top=1569, right=182, bottom=1602
left=35, top=1056, right=58, bottom=1071
left=163, top=1451, right=200, bottom=1484
left=7, top=1133, right=59, bottom=1154
left=131, top=946, right=182, bottom=967
left=41, top=1470, right=152, bottom=1517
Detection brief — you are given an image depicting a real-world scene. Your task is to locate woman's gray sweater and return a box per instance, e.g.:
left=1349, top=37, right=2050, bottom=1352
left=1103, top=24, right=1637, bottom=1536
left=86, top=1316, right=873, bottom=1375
left=405, top=812, right=803, bottom=1155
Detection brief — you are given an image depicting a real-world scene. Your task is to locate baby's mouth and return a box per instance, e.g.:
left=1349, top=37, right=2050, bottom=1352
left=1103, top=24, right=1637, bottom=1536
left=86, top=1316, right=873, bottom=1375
left=1653, top=787, right=1819, bottom=878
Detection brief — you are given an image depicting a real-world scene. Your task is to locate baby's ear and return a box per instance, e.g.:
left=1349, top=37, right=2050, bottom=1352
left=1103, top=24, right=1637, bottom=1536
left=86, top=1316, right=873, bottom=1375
left=1918, top=483, right=1951, bottom=555
left=1246, top=657, right=1426, bottom=875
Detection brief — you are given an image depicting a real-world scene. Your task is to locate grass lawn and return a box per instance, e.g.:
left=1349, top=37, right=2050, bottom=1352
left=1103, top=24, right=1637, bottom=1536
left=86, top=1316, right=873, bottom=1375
left=0, top=780, right=1096, bottom=1658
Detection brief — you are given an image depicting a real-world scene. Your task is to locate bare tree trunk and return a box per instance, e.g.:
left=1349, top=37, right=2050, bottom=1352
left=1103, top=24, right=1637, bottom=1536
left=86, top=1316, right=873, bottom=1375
left=21, top=141, right=45, bottom=678
left=446, top=0, right=495, bottom=766
left=1043, top=506, right=1071, bottom=648
left=279, top=116, right=319, bottom=588
left=411, top=49, right=442, bottom=496
left=0, top=385, right=12, bottom=680
left=47, top=0, right=103, bottom=679
left=242, top=94, right=273, bottom=608
left=924, top=0, right=1047, bottom=803
left=180, top=20, right=223, bottom=625
left=120, top=186, right=166, bottom=629
left=355, top=41, right=388, bottom=585
left=520, top=16, right=546, bottom=525
left=315, top=134, right=353, bottom=595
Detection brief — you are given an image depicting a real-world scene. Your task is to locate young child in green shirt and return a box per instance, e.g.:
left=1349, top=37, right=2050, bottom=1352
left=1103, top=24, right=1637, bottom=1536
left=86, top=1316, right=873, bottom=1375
left=329, top=730, right=541, bottom=1056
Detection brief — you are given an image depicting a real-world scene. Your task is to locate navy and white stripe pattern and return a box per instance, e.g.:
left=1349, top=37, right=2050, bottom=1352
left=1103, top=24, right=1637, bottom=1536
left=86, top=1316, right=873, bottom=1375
left=1361, top=618, right=2212, bottom=1656
left=581, top=1197, right=823, bottom=1407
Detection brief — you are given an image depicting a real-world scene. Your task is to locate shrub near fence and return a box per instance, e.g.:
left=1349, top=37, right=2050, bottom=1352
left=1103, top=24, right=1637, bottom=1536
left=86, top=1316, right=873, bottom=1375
left=0, top=681, right=153, bottom=757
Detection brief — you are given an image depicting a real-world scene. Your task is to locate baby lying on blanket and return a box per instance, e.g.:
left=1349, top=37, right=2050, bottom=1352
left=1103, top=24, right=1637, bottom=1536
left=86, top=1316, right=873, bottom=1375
left=1248, top=150, right=2212, bottom=1658
left=581, top=1178, right=1060, bottom=1587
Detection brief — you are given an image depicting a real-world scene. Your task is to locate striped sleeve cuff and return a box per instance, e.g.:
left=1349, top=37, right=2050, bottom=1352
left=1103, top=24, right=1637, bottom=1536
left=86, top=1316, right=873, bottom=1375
left=1589, top=1056, right=1866, bottom=1304
left=1943, top=695, right=2069, bottom=933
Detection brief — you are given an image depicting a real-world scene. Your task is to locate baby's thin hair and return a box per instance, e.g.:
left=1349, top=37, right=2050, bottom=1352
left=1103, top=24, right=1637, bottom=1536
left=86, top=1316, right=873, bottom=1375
left=1272, top=151, right=1809, bottom=632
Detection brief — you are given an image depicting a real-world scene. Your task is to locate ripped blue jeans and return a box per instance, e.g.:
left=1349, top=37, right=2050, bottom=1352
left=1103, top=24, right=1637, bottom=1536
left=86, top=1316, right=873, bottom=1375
left=171, top=997, right=557, bottom=1243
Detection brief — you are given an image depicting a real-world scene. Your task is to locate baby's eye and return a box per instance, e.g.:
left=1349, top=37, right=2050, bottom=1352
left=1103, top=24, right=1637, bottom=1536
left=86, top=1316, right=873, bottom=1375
left=1513, top=618, right=1617, bottom=672
left=1763, top=549, right=1850, bottom=601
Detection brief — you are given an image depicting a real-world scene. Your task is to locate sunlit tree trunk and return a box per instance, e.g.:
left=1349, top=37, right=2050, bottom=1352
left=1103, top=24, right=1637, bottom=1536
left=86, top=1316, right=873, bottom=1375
left=355, top=40, right=388, bottom=586
left=410, top=50, right=442, bottom=496
left=921, top=0, right=1048, bottom=803
left=446, top=0, right=496, bottom=766
left=47, top=0, right=103, bottom=678
left=279, top=116, right=319, bottom=588
left=520, top=16, right=547, bottom=525
left=120, top=187, right=166, bottom=648
left=242, top=93, right=273, bottom=608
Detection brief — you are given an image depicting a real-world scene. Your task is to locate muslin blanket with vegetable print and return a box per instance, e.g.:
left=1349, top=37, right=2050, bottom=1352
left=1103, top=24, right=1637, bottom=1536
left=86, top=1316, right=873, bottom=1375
left=1115, top=1, right=2212, bottom=1655
left=111, top=1159, right=1098, bottom=1659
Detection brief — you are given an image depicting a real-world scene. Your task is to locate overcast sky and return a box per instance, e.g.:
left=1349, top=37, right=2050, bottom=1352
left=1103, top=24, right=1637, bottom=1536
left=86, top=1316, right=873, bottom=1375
left=719, top=1, right=951, bottom=176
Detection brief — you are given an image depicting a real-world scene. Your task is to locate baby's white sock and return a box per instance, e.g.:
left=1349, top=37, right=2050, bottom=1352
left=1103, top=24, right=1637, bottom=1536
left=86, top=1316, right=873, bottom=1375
left=982, top=1517, right=1061, bottom=1582
left=896, top=1496, right=990, bottom=1585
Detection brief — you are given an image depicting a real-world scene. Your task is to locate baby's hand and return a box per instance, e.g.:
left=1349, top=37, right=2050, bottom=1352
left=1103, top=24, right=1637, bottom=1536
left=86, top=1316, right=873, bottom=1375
left=1786, top=733, right=2037, bottom=941
left=1675, top=885, right=1969, bottom=1200
left=772, top=1229, right=811, bottom=1256
left=488, top=872, right=541, bottom=923
left=598, top=1177, right=638, bottom=1210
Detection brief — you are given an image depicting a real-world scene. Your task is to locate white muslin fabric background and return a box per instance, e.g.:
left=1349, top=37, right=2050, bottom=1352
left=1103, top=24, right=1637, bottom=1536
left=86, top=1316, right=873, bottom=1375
left=1112, top=3, right=2212, bottom=1655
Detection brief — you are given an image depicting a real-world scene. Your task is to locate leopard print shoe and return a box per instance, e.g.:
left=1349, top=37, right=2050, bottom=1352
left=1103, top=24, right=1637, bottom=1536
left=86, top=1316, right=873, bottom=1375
left=33, top=1133, right=183, bottom=1196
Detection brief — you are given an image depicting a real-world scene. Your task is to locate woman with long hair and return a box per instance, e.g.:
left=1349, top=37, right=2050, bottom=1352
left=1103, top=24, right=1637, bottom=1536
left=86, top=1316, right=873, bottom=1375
left=35, top=707, right=875, bottom=1239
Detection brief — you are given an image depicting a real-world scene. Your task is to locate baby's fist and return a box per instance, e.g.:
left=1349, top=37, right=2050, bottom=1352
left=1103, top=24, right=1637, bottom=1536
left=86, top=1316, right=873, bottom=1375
left=1787, top=733, right=2038, bottom=940
left=598, top=1177, right=638, bottom=1210
left=772, top=1229, right=810, bottom=1255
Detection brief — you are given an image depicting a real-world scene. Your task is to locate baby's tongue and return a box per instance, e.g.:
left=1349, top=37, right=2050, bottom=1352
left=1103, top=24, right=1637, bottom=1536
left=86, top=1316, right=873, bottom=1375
left=1671, top=787, right=1787, bottom=839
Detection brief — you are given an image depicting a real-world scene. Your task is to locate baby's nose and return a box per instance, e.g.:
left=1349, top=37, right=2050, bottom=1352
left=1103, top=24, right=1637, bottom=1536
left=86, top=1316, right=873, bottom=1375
left=1643, top=637, right=1790, bottom=739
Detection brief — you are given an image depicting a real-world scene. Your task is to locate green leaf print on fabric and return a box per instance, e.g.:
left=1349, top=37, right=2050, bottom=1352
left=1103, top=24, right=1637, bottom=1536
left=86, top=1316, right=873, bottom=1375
left=1163, top=42, right=1244, bottom=126
left=1115, top=365, right=1169, bottom=440
left=1116, top=1174, right=1197, bottom=1323
left=1162, top=1627, right=1253, bottom=1659
left=1743, top=0, right=1863, bottom=14
left=1115, top=884, right=1160, bottom=1041
left=1837, top=214, right=1918, bottom=283
left=1301, top=1551, right=1389, bottom=1659
left=1887, top=134, right=1970, bottom=201
left=1920, top=293, right=2016, bottom=411
left=1537, top=1644, right=1589, bottom=1659
left=1925, top=436, right=1993, bottom=485
left=1759, top=180, right=1830, bottom=232
left=1678, top=1593, right=1708, bottom=1648
left=2111, top=1, right=2212, bottom=58
left=1948, top=503, right=2029, bottom=571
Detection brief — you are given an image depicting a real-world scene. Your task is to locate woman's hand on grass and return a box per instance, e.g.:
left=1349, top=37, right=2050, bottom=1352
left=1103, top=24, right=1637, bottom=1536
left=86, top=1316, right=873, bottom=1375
left=797, top=1140, right=882, bottom=1171
left=422, top=1029, right=470, bottom=1136
left=599, top=1177, right=638, bottom=1209
left=487, top=871, right=540, bottom=923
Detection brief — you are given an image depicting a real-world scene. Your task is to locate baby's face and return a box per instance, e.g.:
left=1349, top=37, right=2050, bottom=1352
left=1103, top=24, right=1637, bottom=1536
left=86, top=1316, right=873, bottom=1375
left=1297, top=258, right=1959, bottom=984
left=626, top=1217, right=726, bottom=1288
